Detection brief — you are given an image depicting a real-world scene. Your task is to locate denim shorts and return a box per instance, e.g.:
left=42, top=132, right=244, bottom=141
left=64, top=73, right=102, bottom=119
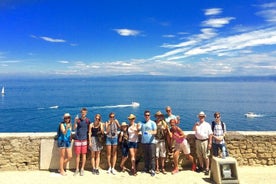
left=57, top=140, right=71, bottom=148
left=106, top=137, right=118, bottom=145
left=121, top=143, right=129, bottom=157
left=128, top=141, right=138, bottom=149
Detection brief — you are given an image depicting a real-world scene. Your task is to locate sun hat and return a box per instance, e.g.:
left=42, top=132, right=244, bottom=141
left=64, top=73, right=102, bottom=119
left=63, top=113, right=71, bottom=118
left=121, top=122, right=128, bottom=126
left=128, top=114, right=136, bottom=119
left=198, top=111, right=206, bottom=117
left=155, top=111, right=164, bottom=117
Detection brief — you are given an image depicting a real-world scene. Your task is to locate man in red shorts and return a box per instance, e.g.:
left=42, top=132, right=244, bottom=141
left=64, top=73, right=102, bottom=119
left=73, top=107, right=91, bottom=176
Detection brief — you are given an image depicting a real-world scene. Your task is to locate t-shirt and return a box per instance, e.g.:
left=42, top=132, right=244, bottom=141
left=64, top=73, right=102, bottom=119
left=194, top=121, right=212, bottom=140
left=165, top=114, right=177, bottom=124
left=75, top=118, right=90, bottom=140
left=212, top=122, right=226, bottom=144
left=141, top=120, right=157, bottom=144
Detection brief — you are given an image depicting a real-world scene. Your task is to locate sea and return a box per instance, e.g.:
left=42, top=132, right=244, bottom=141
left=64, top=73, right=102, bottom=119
left=1, top=76, right=276, bottom=132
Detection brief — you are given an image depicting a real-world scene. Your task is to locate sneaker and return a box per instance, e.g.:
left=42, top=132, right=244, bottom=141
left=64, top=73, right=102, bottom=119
left=111, top=168, right=117, bottom=175
left=204, top=169, right=210, bottom=175
left=107, top=167, right=112, bottom=174
left=196, top=167, right=203, bottom=173
left=150, top=170, right=155, bottom=177
left=171, top=169, right=179, bottom=175
left=95, top=169, right=100, bottom=175
left=92, top=169, right=95, bottom=175
left=191, top=164, right=197, bottom=171
left=80, top=169, right=84, bottom=176
left=73, top=169, right=79, bottom=176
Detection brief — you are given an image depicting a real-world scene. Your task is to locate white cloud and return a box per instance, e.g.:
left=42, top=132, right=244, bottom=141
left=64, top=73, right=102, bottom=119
left=162, top=34, right=176, bottom=38
left=197, top=28, right=217, bottom=39
left=40, top=36, right=66, bottom=43
left=204, top=8, right=222, bottom=16
left=113, top=29, right=140, bottom=36
left=57, top=60, right=69, bottom=64
left=202, top=17, right=235, bottom=28
left=257, top=3, right=276, bottom=22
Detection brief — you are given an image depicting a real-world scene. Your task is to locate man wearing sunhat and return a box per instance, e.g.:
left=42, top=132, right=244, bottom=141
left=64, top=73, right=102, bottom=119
left=192, top=111, right=213, bottom=175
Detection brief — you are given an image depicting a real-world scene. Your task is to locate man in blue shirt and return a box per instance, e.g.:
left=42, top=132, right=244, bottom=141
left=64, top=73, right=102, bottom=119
left=140, top=110, right=157, bottom=176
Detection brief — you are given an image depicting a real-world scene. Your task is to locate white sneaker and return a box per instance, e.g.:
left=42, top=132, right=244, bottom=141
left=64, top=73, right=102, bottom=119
left=111, top=168, right=116, bottom=175
left=107, top=167, right=112, bottom=174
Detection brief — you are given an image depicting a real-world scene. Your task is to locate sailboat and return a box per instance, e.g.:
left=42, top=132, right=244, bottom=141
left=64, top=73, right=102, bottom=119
left=1, top=86, right=4, bottom=96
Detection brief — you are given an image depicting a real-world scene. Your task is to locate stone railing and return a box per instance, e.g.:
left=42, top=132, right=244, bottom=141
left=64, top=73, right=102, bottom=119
left=0, top=131, right=275, bottom=171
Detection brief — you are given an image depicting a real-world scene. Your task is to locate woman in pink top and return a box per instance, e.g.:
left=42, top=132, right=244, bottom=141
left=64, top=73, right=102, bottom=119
left=167, top=119, right=196, bottom=174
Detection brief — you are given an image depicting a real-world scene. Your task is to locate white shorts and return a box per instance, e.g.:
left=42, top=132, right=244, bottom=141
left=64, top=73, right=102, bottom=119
left=175, top=139, right=190, bottom=155
left=156, top=140, right=166, bottom=158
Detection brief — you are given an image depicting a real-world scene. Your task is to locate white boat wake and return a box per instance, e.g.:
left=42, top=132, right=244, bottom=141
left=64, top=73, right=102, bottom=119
left=92, top=102, right=140, bottom=109
left=244, top=112, right=264, bottom=118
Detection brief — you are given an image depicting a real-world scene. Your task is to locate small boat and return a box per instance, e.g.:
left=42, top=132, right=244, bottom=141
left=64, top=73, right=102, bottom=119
left=49, top=105, right=59, bottom=109
left=1, top=86, right=4, bottom=96
left=131, top=102, right=140, bottom=107
left=244, top=112, right=263, bottom=118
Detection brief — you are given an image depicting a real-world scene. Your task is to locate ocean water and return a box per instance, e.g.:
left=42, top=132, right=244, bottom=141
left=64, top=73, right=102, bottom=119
left=1, top=77, right=276, bottom=132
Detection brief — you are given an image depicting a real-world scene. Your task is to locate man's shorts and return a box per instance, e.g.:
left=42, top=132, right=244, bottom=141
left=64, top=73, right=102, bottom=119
left=106, top=137, right=118, bottom=145
left=74, top=140, right=88, bottom=154
left=195, top=139, right=209, bottom=159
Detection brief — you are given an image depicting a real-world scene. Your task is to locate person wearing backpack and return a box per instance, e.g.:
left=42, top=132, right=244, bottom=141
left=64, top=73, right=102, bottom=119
left=211, top=112, right=229, bottom=159
left=57, top=113, right=72, bottom=176
left=73, top=107, right=91, bottom=176
left=105, top=112, right=120, bottom=175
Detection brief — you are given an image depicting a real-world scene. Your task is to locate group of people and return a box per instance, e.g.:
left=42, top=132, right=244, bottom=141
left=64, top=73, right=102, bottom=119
left=57, top=106, right=229, bottom=177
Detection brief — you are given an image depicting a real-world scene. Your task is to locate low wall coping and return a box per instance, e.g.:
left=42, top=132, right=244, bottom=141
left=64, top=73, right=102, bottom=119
left=1, top=131, right=276, bottom=138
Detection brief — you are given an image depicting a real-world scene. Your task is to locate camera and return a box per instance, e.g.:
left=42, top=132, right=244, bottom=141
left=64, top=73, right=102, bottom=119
left=111, top=132, right=116, bottom=136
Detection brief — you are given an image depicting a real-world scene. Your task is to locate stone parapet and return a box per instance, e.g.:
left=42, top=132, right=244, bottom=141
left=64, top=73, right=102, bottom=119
left=0, top=131, right=275, bottom=171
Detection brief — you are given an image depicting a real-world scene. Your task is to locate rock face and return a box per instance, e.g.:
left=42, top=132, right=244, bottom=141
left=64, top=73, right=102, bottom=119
left=0, top=131, right=275, bottom=171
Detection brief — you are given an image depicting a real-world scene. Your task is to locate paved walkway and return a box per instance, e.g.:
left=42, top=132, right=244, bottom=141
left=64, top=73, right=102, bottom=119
left=0, top=166, right=275, bottom=184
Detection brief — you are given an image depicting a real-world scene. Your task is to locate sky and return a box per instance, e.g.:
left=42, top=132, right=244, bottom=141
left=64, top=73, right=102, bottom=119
left=0, top=0, right=276, bottom=77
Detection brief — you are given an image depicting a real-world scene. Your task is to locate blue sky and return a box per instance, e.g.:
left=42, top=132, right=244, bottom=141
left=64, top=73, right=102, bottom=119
left=0, top=0, right=276, bottom=77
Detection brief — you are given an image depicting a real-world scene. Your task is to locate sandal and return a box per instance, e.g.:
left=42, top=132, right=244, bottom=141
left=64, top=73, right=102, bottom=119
left=155, top=170, right=160, bottom=174
left=120, top=166, right=126, bottom=172
left=161, top=169, right=167, bottom=174
left=132, top=168, right=138, bottom=176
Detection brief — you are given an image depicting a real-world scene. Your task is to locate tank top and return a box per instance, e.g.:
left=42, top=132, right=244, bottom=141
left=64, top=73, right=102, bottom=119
left=128, top=124, right=139, bottom=142
left=91, top=126, right=100, bottom=137
left=107, top=120, right=118, bottom=138
left=58, top=123, right=71, bottom=142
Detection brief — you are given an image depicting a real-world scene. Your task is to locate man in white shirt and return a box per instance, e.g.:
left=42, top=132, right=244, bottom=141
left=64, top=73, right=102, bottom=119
left=192, top=111, right=213, bottom=175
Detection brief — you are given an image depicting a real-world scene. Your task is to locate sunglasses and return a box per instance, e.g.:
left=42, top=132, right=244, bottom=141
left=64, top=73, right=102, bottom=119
left=64, top=117, right=70, bottom=119
left=145, top=114, right=150, bottom=116
left=216, top=116, right=220, bottom=119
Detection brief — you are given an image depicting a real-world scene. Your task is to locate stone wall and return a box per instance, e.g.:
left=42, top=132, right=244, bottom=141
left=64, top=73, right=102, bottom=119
left=0, top=131, right=275, bottom=171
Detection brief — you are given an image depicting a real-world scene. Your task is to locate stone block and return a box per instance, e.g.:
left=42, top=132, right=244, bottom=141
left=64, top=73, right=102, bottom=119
left=40, top=139, right=76, bottom=170
left=210, top=157, right=239, bottom=184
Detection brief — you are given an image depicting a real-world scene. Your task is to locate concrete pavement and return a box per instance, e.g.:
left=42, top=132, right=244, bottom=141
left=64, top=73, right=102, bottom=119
left=0, top=166, right=275, bottom=184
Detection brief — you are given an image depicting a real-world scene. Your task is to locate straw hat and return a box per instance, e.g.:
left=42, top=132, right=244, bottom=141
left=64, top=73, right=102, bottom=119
left=128, top=114, right=136, bottom=119
left=198, top=111, right=206, bottom=117
left=155, top=111, right=164, bottom=117
left=121, top=122, right=128, bottom=126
